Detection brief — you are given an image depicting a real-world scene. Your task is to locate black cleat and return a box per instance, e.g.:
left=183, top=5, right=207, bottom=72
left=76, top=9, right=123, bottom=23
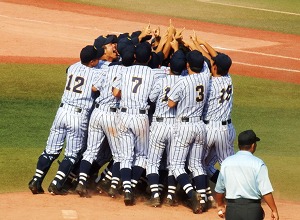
left=28, top=178, right=44, bottom=194
left=148, top=196, right=161, bottom=207
left=96, top=178, right=111, bottom=194
left=164, top=198, right=178, bottom=207
left=48, top=182, right=67, bottom=195
left=75, top=183, right=90, bottom=198
left=124, top=191, right=134, bottom=206
left=108, top=186, right=118, bottom=198
left=188, top=191, right=201, bottom=214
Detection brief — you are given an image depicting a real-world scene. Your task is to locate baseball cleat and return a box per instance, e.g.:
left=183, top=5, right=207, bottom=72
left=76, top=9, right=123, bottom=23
left=75, top=183, right=90, bottom=198
left=189, top=191, right=202, bottom=214
left=28, top=178, right=44, bottom=194
left=96, top=178, right=111, bottom=194
left=164, top=198, right=178, bottom=207
left=124, top=191, right=134, bottom=206
left=108, top=186, right=118, bottom=198
left=149, top=196, right=161, bottom=207
left=48, top=182, right=67, bottom=195
left=207, top=198, right=217, bottom=209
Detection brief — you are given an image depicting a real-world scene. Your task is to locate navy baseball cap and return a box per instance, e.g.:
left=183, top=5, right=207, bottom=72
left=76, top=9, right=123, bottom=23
left=148, top=51, right=164, bottom=69
left=131, top=30, right=152, bottom=43
left=117, top=33, right=130, bottom=43
left=170, top=50, right=186, bottom=75
left=135, top=42, right=152, bottom=63
left=186, top=50, right=204, bottom=73
left=106, top=34, right=118, bottom=44
left=80, top=45, right=104, bottom=64
left=117, top=37, right=134, bottom=57
left=212, top=53, right=232, bottom=73
left=93, top=35, right=114, bottom=50
left=238, top=130, right=260, bottom=145
left=121, top=47, right=135, bottom=67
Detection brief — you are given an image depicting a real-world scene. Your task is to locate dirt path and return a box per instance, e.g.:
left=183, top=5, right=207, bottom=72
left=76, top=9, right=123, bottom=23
left=0, top=0, right=299, bottom=219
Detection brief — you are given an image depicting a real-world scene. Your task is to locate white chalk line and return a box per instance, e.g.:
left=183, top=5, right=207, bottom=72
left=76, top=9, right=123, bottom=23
left=234, top=62, right=300, bottom=73
left=0, top=13, right=299, bottom=73
left=196, top=0, right=300, bottom=16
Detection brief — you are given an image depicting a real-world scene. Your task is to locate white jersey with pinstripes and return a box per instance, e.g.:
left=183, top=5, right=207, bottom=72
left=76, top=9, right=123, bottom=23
left=60, top=61, right=101, bottom=111
left=168, top=62, right=211, bottom=118
left=202, top=74, right=233, bottom=121
left=146, top=74, right=181, bottom=175
left=46, top=61, right=101, bottom=158
left=113, top=65, right=164, bottom=110
left=112, top=64, right=165, bottom=170
left=82, top=65, right=123, bottom=164
left=203, top=74, right=236, bottom=175
left=167, top=62, right=211, bottom=178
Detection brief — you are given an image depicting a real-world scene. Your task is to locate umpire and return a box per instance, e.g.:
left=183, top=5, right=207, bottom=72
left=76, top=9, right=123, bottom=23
left=215, top=130, right=279, bottom=220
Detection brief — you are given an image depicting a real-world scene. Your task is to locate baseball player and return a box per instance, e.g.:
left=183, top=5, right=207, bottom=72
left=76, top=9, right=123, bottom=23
left=28, top=45, right=104, bottom=195
left=75, top=45, right=136, bottom=198
left=188, top=35, right=236, bottom=206
left=112, top=41, right=165, bottom=206
left=167, top=50, right=211, bottom=214
left=146, top=40, right=186, bottom=207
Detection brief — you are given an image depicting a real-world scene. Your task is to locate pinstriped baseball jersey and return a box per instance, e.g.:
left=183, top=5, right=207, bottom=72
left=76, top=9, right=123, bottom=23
left=95, top=60, right=111, bottom=70
left=149, top=74, right=181, bottom=118
left=168, top=61, right=211, bottom=179
left=82, top=65, right=124, bottom=164
left=203, top=75, right=233, bottom=121
left=203, top=74, right=236, bottom=174
left=168, top=62, right=210, bottom=118
left=113, top=64, right=165, bottom=170
left=45, top=61, right=101, bottom=157
left=60, top=61, right=101, bottom=111
left=146, top=73, right=181, bottom=175
left=113, top=65, right=165, bottom=110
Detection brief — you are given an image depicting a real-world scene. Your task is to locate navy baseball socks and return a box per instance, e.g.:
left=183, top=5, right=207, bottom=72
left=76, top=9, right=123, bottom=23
left=48, top=157, right=75, bottom=195
left=28, top=153, right=56, bottom=194
left=147, top=173, right=161, bottom=207
left=176, top=173, right=202, bottom=214
left=193, top=175, right=208, bottom=212
left=120, top=168, right=134, bottom=206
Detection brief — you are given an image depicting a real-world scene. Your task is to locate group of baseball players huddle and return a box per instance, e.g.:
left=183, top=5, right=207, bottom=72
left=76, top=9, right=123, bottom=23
left=28, top=21, right=235, bottom=215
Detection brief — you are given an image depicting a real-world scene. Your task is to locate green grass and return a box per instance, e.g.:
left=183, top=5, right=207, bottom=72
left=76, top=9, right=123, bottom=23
left=0, top=64, right=300, bottom=202
left=63, top=0, right=300, bottom=35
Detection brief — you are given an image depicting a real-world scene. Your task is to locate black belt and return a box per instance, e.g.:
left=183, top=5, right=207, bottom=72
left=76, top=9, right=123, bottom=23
left=181, top=117, right=189, bottom=122
left=60, top=103, right=82, bottom=113
left=203, top=119, right=231, bottom=125
left=120, top=108, right=146, bottom=114
left=156, top=117, right=164, bottom=122
left=95, top=104, right=117, bottom=112
left=227, top=198, right=261, bottom=204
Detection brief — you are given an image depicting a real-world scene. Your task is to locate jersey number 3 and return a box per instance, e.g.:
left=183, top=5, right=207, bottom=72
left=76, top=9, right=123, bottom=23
left=66, top=74, right=85, bottom=94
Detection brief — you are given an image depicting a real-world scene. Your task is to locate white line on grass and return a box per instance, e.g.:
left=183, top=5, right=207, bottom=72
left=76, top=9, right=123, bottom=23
left=196, top=0, right=300, bottom=16
left=234, top=61, right=300, bottom=73
left=214, top=47, right=300, bottom=61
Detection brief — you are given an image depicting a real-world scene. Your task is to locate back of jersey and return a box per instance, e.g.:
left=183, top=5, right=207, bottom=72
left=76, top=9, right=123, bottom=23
left=119, top=65, right=157, bottom=109
left=61, top=61, right=100, bottom=111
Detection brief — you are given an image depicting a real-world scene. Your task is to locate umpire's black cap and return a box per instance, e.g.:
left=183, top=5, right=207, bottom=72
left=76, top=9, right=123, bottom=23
left=80, top=45, right=104, bottom=64
left=238, top=130, right=260, bottom=146
left=212, top=53, right=232, bottom=73
left=93, top=35, right=114, bottom=50
left=186, top=50, right=204, bottom=73
left=170, top=50, right=186, bottom=75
